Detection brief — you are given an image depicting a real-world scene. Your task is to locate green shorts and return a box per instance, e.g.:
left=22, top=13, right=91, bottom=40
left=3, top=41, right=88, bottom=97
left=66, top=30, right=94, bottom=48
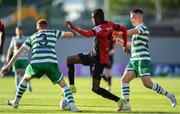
left=126, top=60, right=151, bottom=77
left=25, top=63, right=63, bottom=84
left=12, top=59, right=29, bottom=72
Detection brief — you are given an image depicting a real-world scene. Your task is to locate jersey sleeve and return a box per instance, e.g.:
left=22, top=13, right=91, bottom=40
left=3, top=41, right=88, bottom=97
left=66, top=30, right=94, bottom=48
left=70, top=24, right=95, bottom=37
left=135, top=25, right=144, bottom=34
left=55, top=30, right=65, bottom=39
left=22, top=38, right=32, bottom=50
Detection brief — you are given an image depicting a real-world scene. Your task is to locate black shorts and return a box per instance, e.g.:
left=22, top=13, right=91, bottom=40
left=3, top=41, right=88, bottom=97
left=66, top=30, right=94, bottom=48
left=78, top=52, right=106, bottom=80
left=104, top=55, right=114, bottom=69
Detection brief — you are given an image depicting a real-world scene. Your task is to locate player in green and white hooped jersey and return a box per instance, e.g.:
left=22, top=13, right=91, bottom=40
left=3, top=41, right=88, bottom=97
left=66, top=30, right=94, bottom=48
left=1, top=19, right=80, bottom=112
left=6, top=26, right=32, bottom=93
left=114, top=9, right=177, bottom=111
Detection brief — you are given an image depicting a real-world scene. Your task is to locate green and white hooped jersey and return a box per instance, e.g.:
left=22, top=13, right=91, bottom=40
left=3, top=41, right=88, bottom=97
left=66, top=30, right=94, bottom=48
left=23, top=30, right=64, bottom=64
left=130, top=23, right=151, bottom=61
left=11, top=36, right=29, bottom=60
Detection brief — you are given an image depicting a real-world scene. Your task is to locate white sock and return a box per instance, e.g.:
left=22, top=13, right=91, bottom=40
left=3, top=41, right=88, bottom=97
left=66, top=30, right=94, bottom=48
left=121, top=83, right=130, bottom=103
left=14, top=79, right=28, bottom=104
left=61, top=86, right=75, bottom=108
left=152, top=82, right=169, bottom=96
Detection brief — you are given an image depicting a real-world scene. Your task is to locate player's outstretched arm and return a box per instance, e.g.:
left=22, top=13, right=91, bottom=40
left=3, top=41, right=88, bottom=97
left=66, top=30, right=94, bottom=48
left=1, top=46, right=28, bottom=75
left=63, top=31, right=73, bottom=39
left=127, top=28, right=139, bottom=36
left=5, top=41, right=13, bottom=64
left=64, top=21, right=95, bottom=37
left=0, top=22, right=5, bottom=55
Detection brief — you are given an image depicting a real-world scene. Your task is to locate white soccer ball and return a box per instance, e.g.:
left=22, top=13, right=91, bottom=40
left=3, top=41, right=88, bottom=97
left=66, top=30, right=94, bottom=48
left=59, top=98, right=70, bottom=110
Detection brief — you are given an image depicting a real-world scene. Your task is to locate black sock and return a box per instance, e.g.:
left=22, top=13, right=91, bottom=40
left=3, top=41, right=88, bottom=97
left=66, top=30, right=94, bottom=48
left=107, top=76, right=112, bottom=86
left=67, top=64, right=75, bottom=85
left=96, top=87, right=120, bottom=102
left=101, top=74, right=108, bottom=81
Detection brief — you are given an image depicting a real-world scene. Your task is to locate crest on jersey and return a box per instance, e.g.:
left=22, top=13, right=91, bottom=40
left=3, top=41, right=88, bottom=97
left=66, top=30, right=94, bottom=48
left=93, top=26, right=102, bottom=33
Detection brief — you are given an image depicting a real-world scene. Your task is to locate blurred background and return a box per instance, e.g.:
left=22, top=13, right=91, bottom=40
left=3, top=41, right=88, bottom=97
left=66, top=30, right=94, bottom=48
left=0, top=0, right=180, bottom=77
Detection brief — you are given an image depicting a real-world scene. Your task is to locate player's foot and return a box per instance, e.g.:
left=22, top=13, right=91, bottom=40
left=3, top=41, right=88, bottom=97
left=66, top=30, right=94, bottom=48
left=116, top=99, right=125, bottom=111
left=70, top=85, right=76, bottom=93
left=121, top=102, right=131, bottom=112
left=5, top=100, right=18, bottom=108
left=167, top=94, right=177, bottom=108
left=70, top=106, right=81, bottom=112
left=116, top=99, right=130, bottom=112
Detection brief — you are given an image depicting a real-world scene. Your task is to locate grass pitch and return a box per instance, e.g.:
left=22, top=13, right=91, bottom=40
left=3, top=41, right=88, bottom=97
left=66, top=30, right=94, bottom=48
left=0, top=76, right=179, bottom=114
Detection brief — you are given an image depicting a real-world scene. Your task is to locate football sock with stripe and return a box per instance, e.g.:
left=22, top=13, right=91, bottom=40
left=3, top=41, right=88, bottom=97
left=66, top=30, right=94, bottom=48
left=14, top=79, right=28, bottom=104
left=62, top=86, right=75, bottom=108
left=152, top=82, right=171, bottom=97
left=122, top=83, right=130, bottom=102
left=15, top=76, right=22, bottom=92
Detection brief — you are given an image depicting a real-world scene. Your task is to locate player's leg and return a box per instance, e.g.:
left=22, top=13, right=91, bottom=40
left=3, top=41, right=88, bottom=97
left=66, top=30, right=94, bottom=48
left=67, top=53, right=91, bottom=93
left=139, top=60, right=177, bottom=108
left=101, top=56, right=113, bottom=91
left=67, top=54, right=81, bottom=93
left=141, top=76, right=177, bottom=107
left=12, top=61, right=22, bottom=91
left=90, top=61, right=124, bottom=110
left=14, top=70, right=22, bottom=91
left=5, top=72, right=32, bottom=108
left=47, top=63, right=80, bottom=112
left=58, top=79, right=80, bottom=112
left=21, top=60, right=32, bottom=93
left=120, top=61, right=137, bottom=111
left=20, top=70, right=32, bottom=93
left=105, top=68, right=112, bottom=91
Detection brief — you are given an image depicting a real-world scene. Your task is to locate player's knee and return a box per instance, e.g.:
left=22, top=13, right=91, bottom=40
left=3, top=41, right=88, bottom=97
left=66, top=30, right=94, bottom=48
left=67, top=56, right=72, bottom=64
left=23, top=77, right=30, bottom=82
left=143, top=82, right=152, bottom=89
left=121, top=76, right=129, bottom=83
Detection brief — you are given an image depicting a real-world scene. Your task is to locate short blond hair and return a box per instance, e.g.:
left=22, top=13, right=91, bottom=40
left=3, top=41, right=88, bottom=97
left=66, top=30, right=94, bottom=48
left=36, top=19, right=48, bottom=28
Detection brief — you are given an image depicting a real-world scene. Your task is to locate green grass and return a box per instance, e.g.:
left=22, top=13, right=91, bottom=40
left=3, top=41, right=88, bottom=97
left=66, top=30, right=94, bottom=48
left=0, top=77, right=179, bottom=114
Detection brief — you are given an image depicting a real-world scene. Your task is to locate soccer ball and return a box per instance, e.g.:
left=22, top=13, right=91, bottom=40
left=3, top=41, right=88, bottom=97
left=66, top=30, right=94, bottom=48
left=59, top=98, right=70, bottom=110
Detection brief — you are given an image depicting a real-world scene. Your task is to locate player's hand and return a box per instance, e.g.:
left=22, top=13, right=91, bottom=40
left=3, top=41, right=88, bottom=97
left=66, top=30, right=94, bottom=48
left=123, top=46, right=130, bottom=54
left=115, top=38, right=124, bottom=45
left=64, top=21, right=72, bottom=28
left=109, top=50, right=115, bottom=56
left=112, top=31, right=123, bottom=40
left=1, top=65, right=10, bottom=76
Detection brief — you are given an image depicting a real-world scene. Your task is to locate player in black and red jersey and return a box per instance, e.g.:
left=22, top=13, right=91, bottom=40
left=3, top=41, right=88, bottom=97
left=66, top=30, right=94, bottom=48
left=0, top=21, right=5, bottom=55
left=65, top=8, right=128, bottom=110
left=101, top=39, right=116, bottom=91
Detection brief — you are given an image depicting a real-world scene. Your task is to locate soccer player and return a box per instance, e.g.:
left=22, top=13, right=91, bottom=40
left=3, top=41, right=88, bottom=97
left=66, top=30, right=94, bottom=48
left=1, top=19, right=80, bottom=112
left=65, top=8, right=128, bottom=110
left=0, top=21, right=5, bottom=56
left=101, top=40, right=116, bottom=91
left=6, top=26, right=32, bottom=93
left=113, top=9, right=177, bottom=111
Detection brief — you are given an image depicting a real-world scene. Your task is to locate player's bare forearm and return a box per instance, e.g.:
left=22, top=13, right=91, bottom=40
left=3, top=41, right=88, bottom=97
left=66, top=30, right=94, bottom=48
left=127, top=41, right=132, bottom=46
left=6, top=46, right=13, bottom=64
left=127, top=28, right=139, bottom=36
left=0, top=31, right=4, bottom=55
left=6, top=46, right=27, bottom=67
left=63, top=32, right=73, bottom=39
left=0, top=23, right=5, bottom=55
